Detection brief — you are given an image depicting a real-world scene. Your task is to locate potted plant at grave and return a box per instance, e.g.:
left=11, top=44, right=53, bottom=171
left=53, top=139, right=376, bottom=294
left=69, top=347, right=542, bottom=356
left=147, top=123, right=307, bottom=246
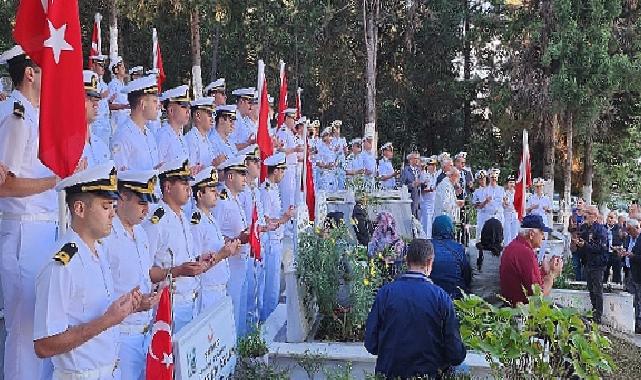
left=237, top=327, right=269, bottom=366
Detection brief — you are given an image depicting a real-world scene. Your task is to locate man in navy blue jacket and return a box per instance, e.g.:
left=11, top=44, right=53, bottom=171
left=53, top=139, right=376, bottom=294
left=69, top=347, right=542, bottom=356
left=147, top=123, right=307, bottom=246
left=365, top=239, right=466, bottom=378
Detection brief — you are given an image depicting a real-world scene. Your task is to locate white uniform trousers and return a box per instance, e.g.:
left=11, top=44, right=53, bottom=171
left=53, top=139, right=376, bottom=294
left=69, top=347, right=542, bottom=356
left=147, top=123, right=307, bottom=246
left=53, top=364, right=117, bottom=380
left=227, top=255, right=248, bottom=337
left=503, top=211, right=519, bottom=246
left=0, top=219, right=57, bottom=380
left=279, top=165, right=297, bottom=209
left=245, top=258, right=264, bottom=330
left=475, top=212, right=488, bottom=241
left=172, top=301, right=195, bottom=334
left=115, top=329, right=150, bottom=380
left=420, top=202, right=435, bottom=239
left=261, top=238, right=283, bottom=321
left=199, top=284, right=228, bottom=313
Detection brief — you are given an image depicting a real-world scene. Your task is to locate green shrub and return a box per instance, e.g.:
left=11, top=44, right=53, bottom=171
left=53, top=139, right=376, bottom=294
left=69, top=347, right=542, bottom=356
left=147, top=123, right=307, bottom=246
left=454, top=287, right=615, bottom=379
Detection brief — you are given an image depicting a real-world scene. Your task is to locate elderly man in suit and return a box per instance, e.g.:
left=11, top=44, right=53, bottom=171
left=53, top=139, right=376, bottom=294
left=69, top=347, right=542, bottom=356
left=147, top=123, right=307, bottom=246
left=400, top=152, right=421, bottom=218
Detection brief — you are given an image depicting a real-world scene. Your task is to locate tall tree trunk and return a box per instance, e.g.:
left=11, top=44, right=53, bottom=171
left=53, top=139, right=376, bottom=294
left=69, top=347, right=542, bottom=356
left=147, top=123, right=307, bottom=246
left=463, top=0, right=471, bottom=148
left=209, top=25, right=220, bottom=82
left=583, top=132, right=594, bottom=204
left=543, top=113, right=557, bottom=189
left=363, top=0, right=379, bottom=151
left=190, top=7, right=203, bottom=99
left=564, top=111, right=574, bottom=220
left=108, top=1, right=119, bottom=60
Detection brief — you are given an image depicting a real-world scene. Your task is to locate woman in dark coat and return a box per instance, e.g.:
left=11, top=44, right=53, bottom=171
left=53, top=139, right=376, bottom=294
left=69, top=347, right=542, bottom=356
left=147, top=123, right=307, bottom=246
left=430, top=215, right=472, bottom=299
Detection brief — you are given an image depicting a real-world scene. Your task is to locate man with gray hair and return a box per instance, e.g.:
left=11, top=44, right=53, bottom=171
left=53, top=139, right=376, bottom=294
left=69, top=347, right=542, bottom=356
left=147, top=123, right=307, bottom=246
left=434, top=168, right=464, bottom=223
left=617, top=217, right=641, bottom=333
left=400, top=152, right=421, bottom=217
left=575, top=205, right=608, bottom=323
left=500, top=215, right=564, bottom=306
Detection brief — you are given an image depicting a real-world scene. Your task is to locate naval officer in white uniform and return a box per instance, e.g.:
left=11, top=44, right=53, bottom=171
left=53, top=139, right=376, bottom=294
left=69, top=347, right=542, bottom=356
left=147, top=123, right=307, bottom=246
left=0, top=45, right=60, bottom=380
left=102, top=170, right=162, bottom=380
left=34, top=163, right=142, bottom=380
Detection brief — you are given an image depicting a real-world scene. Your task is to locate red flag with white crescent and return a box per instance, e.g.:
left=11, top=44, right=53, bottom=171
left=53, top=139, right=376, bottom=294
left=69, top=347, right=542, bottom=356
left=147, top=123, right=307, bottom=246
left=257, top=60, right=273, bottom=183
left=514, top=130, right=531, bottom=220
left=152, top=28, right=166, bottom=92
left=277, top=60, right=288, bottom=128
left=14, top=0, right=86, bottom=178
left=249, top=205, right=261, bottom=261
left=305, top=138, right=316, bottom=221
left=146, top=287, right=173, bottom=380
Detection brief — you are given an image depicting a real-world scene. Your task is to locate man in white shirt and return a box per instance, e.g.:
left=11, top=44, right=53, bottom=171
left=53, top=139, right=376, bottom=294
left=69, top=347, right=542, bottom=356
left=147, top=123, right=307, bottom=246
left=186, top=97, right=217, bottom=170
left=210, top=104, right=238, bottom=166
left=34, top=163, right=142, bottom=380
left=214, top=156, right=252, bottom=337
left=190, top=167, right=240, bottom=313
left=0, top=45, right=60, bottom=380
left=377, top=142, right=398, bottom=190
left=143, top=159, right=209, bottom=333
left=155, top=85, right=191, bottom=164
left=107, top=56, right=130, bottom=130
left=82, top=70, right=111, bottom=168
left=102, top=170, right=162, bottom=380
left=111, top=75, right=161, bottom=171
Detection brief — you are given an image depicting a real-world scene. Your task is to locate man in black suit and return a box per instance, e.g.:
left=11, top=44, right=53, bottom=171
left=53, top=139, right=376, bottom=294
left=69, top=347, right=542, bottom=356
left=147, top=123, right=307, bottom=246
left=453, top=152, right=474, bottom=199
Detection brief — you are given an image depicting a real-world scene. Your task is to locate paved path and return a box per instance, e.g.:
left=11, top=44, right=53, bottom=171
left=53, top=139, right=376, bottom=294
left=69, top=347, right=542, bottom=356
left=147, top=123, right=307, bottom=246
left=467, top=239, right=503, bottom=305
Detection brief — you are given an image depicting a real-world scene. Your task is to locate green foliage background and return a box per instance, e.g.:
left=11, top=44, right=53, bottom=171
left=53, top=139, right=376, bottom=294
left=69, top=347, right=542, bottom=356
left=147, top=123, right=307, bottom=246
left=1, top=0, right=641, bottom=203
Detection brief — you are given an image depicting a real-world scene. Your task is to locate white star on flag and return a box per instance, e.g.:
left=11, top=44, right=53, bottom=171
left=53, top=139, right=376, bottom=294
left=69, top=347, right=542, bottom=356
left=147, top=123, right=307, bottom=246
left=43, top=19, right=73, bottom=64
left=162, top=352, right=173, bottom=368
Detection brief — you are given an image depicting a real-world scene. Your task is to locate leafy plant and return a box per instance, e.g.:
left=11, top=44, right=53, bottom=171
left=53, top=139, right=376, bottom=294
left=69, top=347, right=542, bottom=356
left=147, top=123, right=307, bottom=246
left=293, top=349, right=325, bottom=380
left=455, top=287, right=615, bottom=379
left=297, top=225, right=381, bottom=341
left=233, top=361, right=289, bottom=380
left=323, top=361, right=353, bottom=380
left=237, top=326, right=268, bottom=359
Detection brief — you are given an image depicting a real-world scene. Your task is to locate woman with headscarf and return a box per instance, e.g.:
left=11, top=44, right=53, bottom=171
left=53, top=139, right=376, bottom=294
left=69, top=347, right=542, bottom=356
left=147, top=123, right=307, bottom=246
left=368, top=212, right=406, bottom=283
left=430, top=215, right=472, bottom=299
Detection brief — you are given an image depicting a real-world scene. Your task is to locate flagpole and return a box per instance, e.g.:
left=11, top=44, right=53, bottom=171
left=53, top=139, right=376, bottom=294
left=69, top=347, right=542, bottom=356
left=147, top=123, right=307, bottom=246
left=152, top=28, right=158, bottom=70
left=95, top=13, right=102, bottom=54
left=58, top=190, right=67, bottom=236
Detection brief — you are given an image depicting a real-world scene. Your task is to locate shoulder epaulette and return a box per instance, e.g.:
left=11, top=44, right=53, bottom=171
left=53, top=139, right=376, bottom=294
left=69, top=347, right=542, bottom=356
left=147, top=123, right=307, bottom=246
left=151, top=207, right=165, bottom=224
left=219, top=189, right=228, bottom=200
left=191, top=211, right=201, bottom=225
left=53, top=242, right=78, bottom=266
left=13, top=102, right=24, bottom=119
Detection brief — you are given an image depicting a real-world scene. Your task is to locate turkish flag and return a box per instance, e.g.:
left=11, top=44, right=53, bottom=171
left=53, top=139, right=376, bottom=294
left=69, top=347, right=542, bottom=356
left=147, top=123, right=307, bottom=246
left=257, top=61, right=273, bottom=183
left=152, top=28, right=166, bottom=92
left=14, top=0, right=86, bottom=178
left=305, top=140, right=316, bottom=221
left=146, top=287, right=174, bottom=380
left=277, top=60, right=288, bottom=128
left=88, top=13, right=100, bottom=66
left=249, top=205, right=261, bottom=261
left=514, top=129, right=532, bottom=220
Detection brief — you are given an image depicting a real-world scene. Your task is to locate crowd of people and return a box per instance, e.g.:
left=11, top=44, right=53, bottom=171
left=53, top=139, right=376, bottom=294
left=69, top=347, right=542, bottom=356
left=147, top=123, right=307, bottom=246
left=0, top=45, right=307, bottom=380
left=1, top=36, right=634, bottom=380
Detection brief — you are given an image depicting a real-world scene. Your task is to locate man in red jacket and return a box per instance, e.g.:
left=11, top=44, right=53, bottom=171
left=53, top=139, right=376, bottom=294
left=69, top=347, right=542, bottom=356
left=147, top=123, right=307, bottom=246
left=500, top=215, right=564, bottom=306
